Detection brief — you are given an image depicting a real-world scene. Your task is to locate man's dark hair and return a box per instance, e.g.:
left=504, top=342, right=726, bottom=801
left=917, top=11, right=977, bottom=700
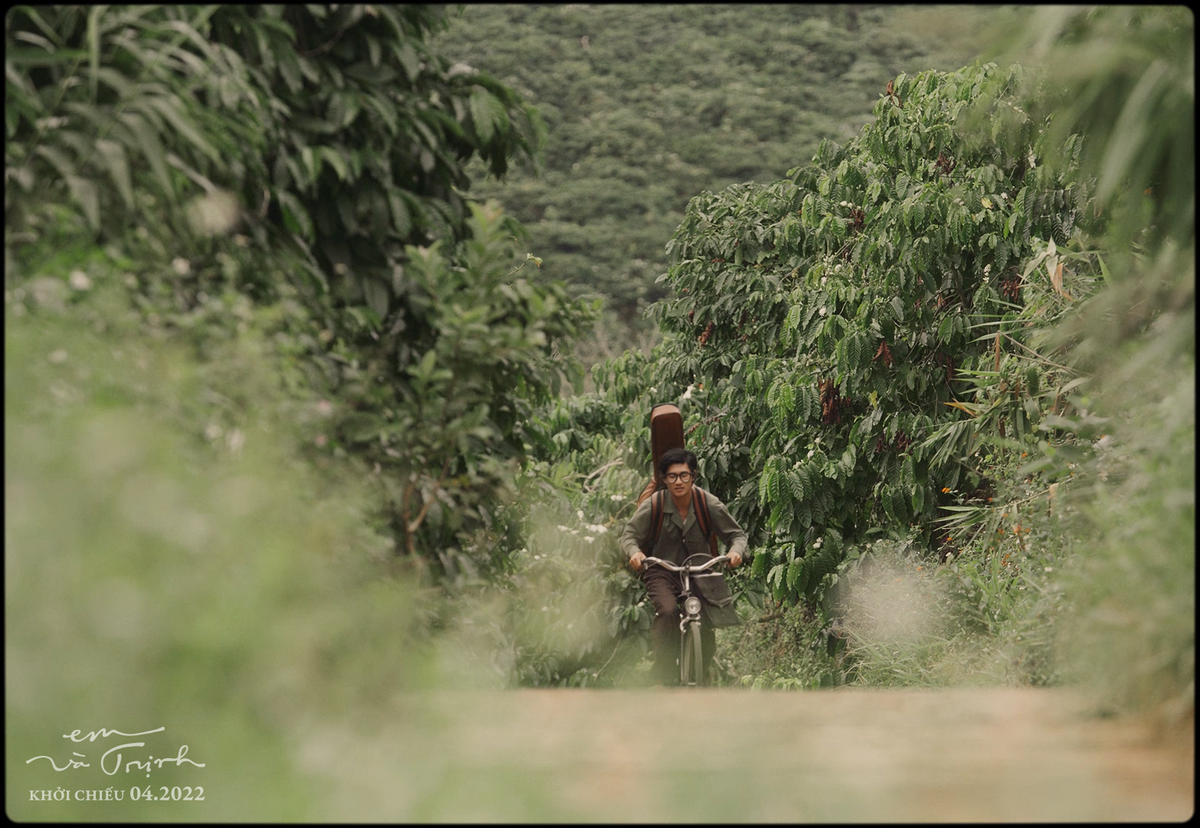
left=659, top=447, right=698, bottom=478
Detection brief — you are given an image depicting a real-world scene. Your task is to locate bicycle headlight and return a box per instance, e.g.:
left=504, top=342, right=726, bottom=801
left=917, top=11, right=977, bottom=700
left=684, top=596, right=702, bottom=616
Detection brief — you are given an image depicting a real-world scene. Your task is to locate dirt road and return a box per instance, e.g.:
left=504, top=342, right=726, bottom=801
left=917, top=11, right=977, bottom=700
left=305, top=686, right=1193, bottom=822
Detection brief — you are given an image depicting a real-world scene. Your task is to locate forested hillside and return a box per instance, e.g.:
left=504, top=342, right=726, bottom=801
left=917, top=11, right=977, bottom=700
left=433, top=4, right=1007, bottom=348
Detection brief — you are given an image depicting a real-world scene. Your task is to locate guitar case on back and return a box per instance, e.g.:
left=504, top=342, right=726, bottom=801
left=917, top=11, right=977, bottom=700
left=637, top=403, right=684, bottom=506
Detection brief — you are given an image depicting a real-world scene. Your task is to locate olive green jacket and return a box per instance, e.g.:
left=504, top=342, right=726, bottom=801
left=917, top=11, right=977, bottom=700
left=619, top=486, right=748, bottom=565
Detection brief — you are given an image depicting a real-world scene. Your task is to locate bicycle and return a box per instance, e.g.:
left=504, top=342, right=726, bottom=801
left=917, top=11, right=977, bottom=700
left=641, top=553, right=731, bottom=687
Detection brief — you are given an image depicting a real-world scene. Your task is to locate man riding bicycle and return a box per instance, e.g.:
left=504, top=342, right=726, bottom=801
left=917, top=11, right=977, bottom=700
left=621, top=447, right=747, bottom=685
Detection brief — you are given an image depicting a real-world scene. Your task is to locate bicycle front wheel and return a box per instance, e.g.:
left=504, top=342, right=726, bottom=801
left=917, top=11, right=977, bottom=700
left=680, top=620, right=704, bottom=686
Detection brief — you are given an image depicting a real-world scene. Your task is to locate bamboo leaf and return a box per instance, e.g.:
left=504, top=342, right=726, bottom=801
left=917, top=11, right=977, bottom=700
left=65, top=174, right=100, bottom=230
left=33, top=143, right=77, bottom=181
left=944, top=401, right=978, bottom=417
left=94, top=138, right=134, bottom=209
left=12, top=7, right=66, bottom=49
left=87, top=5, right=104, bottom=101
left=143, top=96, right=221, bottom=163
left=118, top=110, right=174, bottom=202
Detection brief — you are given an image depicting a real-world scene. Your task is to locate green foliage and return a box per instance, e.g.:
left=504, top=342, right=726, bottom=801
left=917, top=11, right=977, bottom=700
left=721, top=603, right=845, bottom=691
left=6, top=2, right=1188, bottom=723
left=5, top=259, right=437, bottom=820
left=994, top=6, right=1195, bottom=723
left=432, top=4, right=1004, bottom=343
left=652, top=62, right=1091, bottom=608
left=769, top=7, right=1194, bottom=715
left=351, top=203, right=596, bottom=581
left=5, top=4, right=594, bottom=585
left=5, top=4, right=543, bottom=260
left=513, top=18, right=1192, bottom=708
left=1001, top=6, right=1194, bottom=256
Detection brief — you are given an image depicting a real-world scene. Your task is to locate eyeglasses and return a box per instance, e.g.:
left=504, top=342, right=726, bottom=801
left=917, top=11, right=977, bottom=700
left=665, top=472, right=694, bottom=483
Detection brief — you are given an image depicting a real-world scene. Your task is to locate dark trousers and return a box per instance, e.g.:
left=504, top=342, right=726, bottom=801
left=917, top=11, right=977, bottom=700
left=642, top=567, right=716, bottom=684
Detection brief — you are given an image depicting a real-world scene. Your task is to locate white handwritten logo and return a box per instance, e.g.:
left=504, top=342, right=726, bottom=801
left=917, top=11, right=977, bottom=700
left=26, top=727, right=204, bottom=778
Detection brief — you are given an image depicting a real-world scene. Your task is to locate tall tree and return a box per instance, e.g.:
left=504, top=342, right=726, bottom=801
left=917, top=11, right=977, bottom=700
left=5, top=4, right=593, bottom=582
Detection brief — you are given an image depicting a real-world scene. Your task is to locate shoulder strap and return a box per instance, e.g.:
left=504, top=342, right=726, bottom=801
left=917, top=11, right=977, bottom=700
left=692, top=486, right=713, bottom=537
left=641, top=488, right=666, bottom=553
left=635, top=478, right=658, bottom=508
left=693, top=486, right=720, bottom=556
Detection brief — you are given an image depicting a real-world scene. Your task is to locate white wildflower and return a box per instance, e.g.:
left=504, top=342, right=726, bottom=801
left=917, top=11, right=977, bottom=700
left=819, top=307, right=827, bottom=316
left=172, top=257, right=191, bottom=275
left=69, top=270, right=92, bottom=291
left=584, top=536, right=595, bottom=544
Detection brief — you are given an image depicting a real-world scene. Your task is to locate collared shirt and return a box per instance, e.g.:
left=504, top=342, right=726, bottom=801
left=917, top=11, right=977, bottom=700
left=620, top=486, right=748, bottom=565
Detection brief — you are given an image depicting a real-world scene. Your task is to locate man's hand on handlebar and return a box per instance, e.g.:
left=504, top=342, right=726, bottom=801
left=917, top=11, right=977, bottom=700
left=629, top=550, right=647, bottom=571
left=728, top=551, right=742, bottom=568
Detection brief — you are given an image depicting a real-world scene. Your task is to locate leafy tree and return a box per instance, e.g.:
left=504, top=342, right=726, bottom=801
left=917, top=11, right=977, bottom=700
left=5, top=4, right=593, bottom=584
left=651, top=62, right=1091, bottom=609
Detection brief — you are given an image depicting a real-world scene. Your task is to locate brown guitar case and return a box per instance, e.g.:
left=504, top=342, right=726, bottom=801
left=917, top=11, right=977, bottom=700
left=637, top=403, right=685, bottom=506
left=650, top=403, right=685, bottom=486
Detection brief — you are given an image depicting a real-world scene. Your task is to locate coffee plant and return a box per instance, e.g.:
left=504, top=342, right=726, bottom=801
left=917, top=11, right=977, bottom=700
left=643, top=62, right=1098, bottom=609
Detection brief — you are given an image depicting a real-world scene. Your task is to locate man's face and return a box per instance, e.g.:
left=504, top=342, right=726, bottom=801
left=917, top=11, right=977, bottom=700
left=664, top=462, right=694, bottom=499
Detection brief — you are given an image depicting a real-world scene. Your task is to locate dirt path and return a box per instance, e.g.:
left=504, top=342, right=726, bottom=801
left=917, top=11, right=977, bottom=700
left=306, top=686, right=1192, bottom=821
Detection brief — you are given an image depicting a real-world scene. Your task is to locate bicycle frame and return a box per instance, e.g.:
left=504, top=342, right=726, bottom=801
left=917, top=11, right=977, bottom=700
left=642, top=553, right=729, bottom=686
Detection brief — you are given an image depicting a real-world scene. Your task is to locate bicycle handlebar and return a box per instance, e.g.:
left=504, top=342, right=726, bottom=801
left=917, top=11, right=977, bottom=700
left=642, top=554, right=729, bottom=573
